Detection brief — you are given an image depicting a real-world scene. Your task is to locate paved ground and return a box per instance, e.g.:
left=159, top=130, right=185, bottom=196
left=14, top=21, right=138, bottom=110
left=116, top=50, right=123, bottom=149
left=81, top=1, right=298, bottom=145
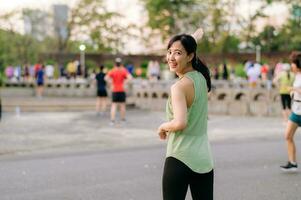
left=0, top=110, right=301, bottom=200
left=0, top=109, right=288, bottom=156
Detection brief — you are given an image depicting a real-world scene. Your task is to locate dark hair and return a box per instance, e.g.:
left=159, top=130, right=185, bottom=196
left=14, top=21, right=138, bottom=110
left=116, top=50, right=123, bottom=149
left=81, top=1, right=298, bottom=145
left=167, top=34, right=211, bottom=92
left=290, top=51, right=301, bottom=69
left=99, top=65, right=104, bottom=72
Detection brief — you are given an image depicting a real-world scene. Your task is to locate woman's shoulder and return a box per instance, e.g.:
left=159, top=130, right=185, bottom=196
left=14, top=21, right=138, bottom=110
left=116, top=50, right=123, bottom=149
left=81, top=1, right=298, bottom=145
left=172, top=77, right=193, bottom=91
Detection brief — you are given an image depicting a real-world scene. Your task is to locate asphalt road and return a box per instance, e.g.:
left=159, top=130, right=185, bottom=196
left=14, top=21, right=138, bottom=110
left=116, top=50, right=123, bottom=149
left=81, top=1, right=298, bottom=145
left=0, top=138, right=301, bottom=200
left=0, top=110, right=301, bottom=199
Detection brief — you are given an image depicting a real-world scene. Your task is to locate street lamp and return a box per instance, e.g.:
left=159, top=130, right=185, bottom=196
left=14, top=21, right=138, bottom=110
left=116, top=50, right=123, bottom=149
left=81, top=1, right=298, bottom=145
left=79, top=44, right=86, bottom=77
left=256, top=45, right=261, bottom=63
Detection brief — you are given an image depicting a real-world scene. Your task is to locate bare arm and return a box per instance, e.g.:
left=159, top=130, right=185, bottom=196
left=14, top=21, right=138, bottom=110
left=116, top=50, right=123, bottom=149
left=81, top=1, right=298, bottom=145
left=126, top=73, right=133, bottom=81
left=158, top=83, right=187, bottom=139
left=272, top=73, right=280, bottom=84
left=290, top=87, right=301, bottom=94
left=104, top=74, right=111, bottom=83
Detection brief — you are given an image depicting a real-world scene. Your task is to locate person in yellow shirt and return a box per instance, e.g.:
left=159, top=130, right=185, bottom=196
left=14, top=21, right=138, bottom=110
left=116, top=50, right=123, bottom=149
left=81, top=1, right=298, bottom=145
left=67, top=61, right=76, bottom=78
left=273, top=63, right=295, bottom=123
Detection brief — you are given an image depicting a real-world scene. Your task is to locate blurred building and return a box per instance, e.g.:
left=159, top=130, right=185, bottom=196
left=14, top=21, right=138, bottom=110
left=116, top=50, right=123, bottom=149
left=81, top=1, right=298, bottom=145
left=23, top=9, right=53, bottom=41
left=22, top=5, right=69, bottom=42
left=53, top=4, right=69, bottom=42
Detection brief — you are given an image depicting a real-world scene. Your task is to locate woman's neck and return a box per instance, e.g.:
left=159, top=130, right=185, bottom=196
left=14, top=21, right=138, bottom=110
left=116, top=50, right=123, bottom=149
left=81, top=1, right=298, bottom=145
left=176, top=65, right=194, bottom=79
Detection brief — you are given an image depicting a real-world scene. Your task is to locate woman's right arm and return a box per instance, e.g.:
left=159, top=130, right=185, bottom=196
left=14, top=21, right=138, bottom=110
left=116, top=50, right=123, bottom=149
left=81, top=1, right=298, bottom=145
left=157, top=83, right=188, bottom=139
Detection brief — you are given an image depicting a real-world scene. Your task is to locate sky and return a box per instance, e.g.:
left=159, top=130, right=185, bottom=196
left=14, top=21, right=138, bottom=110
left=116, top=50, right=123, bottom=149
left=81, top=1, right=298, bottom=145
left=0, top=0, right=142, bottom=23
left=0, top=0, right=77, bottom=11
left=0, top=0, right=289, bottom=26
left=0, top=0, right=146, bottom=53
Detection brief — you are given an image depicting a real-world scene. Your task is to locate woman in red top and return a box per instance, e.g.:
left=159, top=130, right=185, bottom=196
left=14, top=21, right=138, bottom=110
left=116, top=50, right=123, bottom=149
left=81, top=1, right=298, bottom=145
left=105, top=58, right=132, bottom=124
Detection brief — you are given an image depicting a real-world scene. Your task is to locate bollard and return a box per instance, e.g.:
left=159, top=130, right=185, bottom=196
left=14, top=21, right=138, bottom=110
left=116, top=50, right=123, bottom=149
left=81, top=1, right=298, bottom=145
left=15, top=106, right=21, bottom=117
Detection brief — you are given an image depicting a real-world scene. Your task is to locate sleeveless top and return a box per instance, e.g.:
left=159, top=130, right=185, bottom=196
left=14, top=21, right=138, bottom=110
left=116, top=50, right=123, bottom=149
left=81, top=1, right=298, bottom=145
left=166, top=71, right=214, bottom=173
left=293, top=73, right=301, bottom=100
left=278, top=71, right=294, bottom=94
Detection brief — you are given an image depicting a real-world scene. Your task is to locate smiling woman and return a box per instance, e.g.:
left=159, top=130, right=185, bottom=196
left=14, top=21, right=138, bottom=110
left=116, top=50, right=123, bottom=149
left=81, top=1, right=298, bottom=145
left=158, top=31, right=214, bottom=200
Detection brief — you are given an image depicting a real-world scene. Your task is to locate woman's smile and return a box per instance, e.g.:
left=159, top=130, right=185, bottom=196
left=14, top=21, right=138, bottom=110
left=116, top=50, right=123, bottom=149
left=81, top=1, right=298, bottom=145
left=168, top=62, right=178, bottom=69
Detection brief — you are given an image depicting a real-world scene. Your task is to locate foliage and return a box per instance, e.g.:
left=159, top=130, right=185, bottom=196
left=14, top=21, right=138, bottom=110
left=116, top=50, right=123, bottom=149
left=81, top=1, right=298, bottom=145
left=140, top=0, right=204, bottom=41
left=0, top=70, right=5, bottom=86
left=234, top=64, right=247, bottom=78
left=85, top=59, right=98, bottom=69
left=104, top=61, right=114, bottom=69
left=45, top=59, right=56, bottom=65
left=68, top=0, right=134, bottom=53
left=140, top=60, right=149, bottom=68
left=0, top=29, right=40, bottom=67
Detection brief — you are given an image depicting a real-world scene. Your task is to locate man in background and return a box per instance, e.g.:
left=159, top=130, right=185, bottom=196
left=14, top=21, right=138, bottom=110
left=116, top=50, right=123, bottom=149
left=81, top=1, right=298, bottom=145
left=105, top=58, right=132, bottom=125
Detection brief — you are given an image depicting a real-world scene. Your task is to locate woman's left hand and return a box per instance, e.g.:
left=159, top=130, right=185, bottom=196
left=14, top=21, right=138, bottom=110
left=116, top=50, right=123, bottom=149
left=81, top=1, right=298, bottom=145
left=191, top=27, right=204, bottom=43
left=158, top=124, right=168, bottom=140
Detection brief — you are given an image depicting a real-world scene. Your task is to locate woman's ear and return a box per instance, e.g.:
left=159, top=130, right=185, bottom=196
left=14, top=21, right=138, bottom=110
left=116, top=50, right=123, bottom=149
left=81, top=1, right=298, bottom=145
left=188, top=53, right=194, bottom=63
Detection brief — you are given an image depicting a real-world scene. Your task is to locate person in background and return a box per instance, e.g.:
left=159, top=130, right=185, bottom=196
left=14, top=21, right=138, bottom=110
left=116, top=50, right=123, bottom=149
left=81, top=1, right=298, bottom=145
left=147, top=60, right=161, bottom=81
left=36, top=65, right=45, bottom=99
left=280, top=52, right=301, bottom=172
left=5, top=66, right=14, bottom=80
left=274, top=61, right=283, bottom=78
left=126, top=62, right=135, bottom=75
left=266, top=64, right=274, bottom=91
left=23, top=64, right=30, bottom=81
left=212, top=66, right=219, bottom=80
left=222, top=62, right=228, bottom=80
left=34, top=62, right=41, bottom=78
left=14, top=65, right=21, bottom=81
left=261, top=63, right=269, bottom=81
left=246, top=63, right=260, bottom=88
left=95, top=65, right=108, bottom=116
left=105, top=58, right=132, bottom=125
left=59, top=64, right=66, bottom=79
left=45, top=64, right=54, bottom=80
left=67, top=60, right=76, bottom=79
left=273, top=63, right=294, bottom=123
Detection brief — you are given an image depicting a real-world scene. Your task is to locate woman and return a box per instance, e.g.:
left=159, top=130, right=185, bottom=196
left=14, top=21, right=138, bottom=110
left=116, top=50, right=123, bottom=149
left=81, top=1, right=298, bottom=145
left=157, top=31, right=214, bottom=199
left=273, top=63, right=294, bottom=123
left=95, top=65, right=108, bottom=116
left=36, top=65, right=45, bottom=99
left=281, top=52, right=301, bottom=172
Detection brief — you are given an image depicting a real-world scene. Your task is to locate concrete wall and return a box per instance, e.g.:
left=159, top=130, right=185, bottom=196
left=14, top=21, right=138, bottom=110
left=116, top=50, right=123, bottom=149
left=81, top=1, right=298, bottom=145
left=1, top=79, right=282, bottom=116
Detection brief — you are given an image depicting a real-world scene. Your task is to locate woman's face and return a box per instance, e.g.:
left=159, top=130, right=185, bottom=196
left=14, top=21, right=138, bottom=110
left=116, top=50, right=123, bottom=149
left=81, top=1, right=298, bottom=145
left=166, top=41, right=193, bottom=73
left=291, top=63, right=300, bottom=73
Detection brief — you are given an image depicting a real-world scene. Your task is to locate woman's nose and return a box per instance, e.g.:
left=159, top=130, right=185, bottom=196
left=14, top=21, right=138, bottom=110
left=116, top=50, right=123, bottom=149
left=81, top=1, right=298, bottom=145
left=169, top=53, right=175, bottom=61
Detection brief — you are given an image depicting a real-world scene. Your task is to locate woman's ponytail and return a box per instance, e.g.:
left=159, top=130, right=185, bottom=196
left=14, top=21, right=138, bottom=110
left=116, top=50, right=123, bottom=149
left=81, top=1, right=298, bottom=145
left=192, top=56, right=211, bottom=92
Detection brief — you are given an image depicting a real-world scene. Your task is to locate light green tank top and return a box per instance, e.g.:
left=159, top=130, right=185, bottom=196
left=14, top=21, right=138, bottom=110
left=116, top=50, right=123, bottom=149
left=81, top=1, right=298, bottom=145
left=166, top=70, right=214, bottom=173
left=279, top=71, right=294, bottom=94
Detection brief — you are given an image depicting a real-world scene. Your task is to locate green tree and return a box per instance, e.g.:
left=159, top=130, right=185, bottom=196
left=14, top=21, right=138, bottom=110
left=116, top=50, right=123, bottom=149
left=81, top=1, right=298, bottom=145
left=251, top=25, right=280, bottom=52
left=140, top=0, right=205, bottom=41
left=67, top=0, right=134, bottom=53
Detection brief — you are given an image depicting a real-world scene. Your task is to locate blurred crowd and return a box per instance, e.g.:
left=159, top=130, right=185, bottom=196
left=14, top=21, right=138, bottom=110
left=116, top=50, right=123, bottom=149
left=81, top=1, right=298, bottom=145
left=3, top=58, right=295, bottom=90
left=3, top=59, right=164, bottom=83
left=210, top=60, right=294, bottom=90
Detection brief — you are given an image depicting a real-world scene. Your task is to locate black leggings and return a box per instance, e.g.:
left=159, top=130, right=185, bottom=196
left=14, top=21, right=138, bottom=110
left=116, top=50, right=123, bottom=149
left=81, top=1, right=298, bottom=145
left=162, top=157, right=214, bottom=200
left=280, top=94, right=291, bottom=109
